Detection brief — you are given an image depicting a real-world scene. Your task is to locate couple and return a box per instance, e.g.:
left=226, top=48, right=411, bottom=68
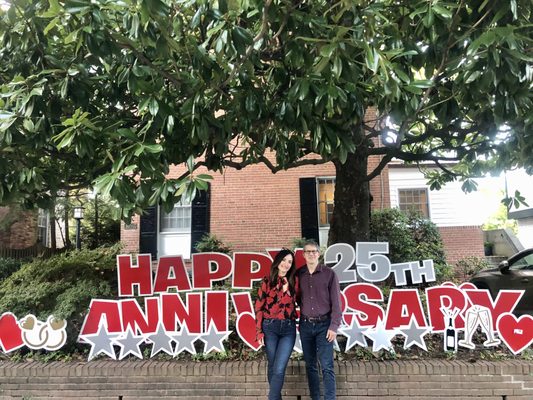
left=254, top=240, right=342, bottom=400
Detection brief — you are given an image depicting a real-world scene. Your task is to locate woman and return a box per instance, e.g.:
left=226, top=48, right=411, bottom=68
left=254, top=248, right=298, bottom=400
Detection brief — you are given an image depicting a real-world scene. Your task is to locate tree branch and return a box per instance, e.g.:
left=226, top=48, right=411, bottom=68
left=366, top=154, right=393, bottom=181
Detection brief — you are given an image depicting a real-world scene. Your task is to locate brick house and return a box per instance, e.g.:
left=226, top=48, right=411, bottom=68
left=120, top=154, right=485, bottom=265
left=0, top=205, right=67, bottom=251
left=0, top=206, right=40, bottom=249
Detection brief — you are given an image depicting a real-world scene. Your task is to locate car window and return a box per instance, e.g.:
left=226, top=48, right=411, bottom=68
left=510, top=252, right=533, bottom=271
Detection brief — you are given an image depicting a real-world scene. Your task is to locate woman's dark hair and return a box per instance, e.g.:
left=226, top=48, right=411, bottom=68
left=269, top=248, right=296, bottom=292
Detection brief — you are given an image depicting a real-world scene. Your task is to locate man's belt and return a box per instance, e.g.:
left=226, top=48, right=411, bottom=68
left=301, top=314, right=330, bottom=323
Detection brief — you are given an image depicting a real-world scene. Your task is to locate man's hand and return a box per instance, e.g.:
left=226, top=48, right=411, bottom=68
left=258, top=336, right=264, bottom=346
left=326, top=329, right=337, bottom=342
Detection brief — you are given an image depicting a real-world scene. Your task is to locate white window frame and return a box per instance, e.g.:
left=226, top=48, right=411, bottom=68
left=316, top=176, right=336, bottom=247
left=37, top=209, right=49, bottom=246
left=159, top=199, right=192, bottom=234
left=397, top=187, right=430, bottom=218
left=158, top=199, right=192, bottom=259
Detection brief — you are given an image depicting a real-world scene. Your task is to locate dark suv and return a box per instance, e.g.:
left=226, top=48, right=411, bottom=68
left=470, top=248, right=533, bottom=315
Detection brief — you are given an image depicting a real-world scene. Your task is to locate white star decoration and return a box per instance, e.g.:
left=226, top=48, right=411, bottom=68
left=399, top=317, right=430, bottom=351
left=146, top=322, right=174, bottom=358
left=363, top=318, right=396, bottom=352
left=338, top=317, right=368, bottom=351
left=114, top=326, right=145, bottom=360
left=80, top=323, right=120, bottom=361
left=171, top=323, right=199, bottom=356
left=199, top=323, right=232, bottom=354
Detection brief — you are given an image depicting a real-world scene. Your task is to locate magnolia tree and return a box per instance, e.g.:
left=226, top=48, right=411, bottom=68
left=0, top=0, right=531, bottom=243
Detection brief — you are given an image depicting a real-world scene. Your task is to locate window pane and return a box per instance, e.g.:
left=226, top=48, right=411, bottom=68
left=37, top=209, right=48, bottom=245
left=160, top=201, right=192, bottom=233
left=317, top=178, right=335, bottom=227
left=398, top=188, right=429, bottom=218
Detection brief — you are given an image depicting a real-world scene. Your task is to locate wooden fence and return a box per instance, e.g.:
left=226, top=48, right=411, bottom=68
left=0, top=243, right=65, bottom=260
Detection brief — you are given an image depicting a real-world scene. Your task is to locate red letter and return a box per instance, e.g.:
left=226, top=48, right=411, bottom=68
left=205, top=291, right=229, bottom=331
left=233, top=252, right=272, bottom=289
left=154, top=256, right=191, bottom=293
left=121, top=298, right=160, bottom=334
left=161, top=293, right=202, bottom=333
left=426, top=285, right=467, bottom=331
left=343, top=283, right=384, bottom=327
left=192, top=253, right=233, bottom=289
left=385, top=289, right=428, bottom=329
left=464, top=289, right=523, bottom=330
left=79, top=300, right=122, bottom=336
left=117, top=254, right=153, bottom=296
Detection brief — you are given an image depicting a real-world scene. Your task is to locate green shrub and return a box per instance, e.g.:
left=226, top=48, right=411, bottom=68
left=455, top=256, right=490, bottom=282
left=370, top=208, right=452, bottom=283
left=0, top=244, right=122, bottom=351
left=194, top=233, right=233, bottom=254
left=79, top=195, right=121, bottom=249
left=0, top=257, right=22, bottom=281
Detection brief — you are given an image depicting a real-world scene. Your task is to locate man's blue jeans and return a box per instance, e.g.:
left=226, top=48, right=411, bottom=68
left=299, top=319, right=336, bottom=400
left=262, top=319, right=297, bottom=400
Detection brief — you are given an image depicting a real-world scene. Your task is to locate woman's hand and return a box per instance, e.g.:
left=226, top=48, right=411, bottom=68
left=258, top=336, right=264, bottom=346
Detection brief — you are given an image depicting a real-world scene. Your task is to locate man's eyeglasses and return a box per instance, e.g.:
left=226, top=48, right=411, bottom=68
left=303, top=250, right=319, bottom=254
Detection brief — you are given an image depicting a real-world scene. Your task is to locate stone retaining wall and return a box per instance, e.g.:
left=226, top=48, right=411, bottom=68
left=1, top=359, right=532, bottom=399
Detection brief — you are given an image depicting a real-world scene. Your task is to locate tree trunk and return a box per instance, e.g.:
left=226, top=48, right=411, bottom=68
left=94, top=194, right=99, bottom=248
left=64, top=191, right=71, bottom=248
left=328, top=131, right=371, bottom=245
left=49, top=199, right=57, bottom=250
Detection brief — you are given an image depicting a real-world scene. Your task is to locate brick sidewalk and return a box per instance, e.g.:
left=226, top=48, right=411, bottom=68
left=0, top=359, right=532, bottom=399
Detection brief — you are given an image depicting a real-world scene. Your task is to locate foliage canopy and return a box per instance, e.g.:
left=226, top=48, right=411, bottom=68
left=0, top=0, right=531, bottom=241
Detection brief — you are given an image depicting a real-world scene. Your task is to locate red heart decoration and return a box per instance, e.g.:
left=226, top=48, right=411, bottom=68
left=0, top=312, right=24, bottom=353
left=236, top=312, right=261, bottom=351
left=497, top=313, right=533, bottom=354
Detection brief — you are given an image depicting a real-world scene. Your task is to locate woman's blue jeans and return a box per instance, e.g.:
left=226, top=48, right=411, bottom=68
left=262, top=319, right=296, bottom=400
left=299, top=319, right=336, bottom=400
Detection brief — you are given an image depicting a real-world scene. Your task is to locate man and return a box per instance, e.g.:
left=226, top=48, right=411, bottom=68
left=297, top=239, right=342, bottom=400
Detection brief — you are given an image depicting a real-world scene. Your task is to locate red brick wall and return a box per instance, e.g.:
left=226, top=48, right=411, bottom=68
left=1, top=360, right=532, bottom=399
left=439, top=225, right=485, bottom=265
left=0, top=206, right=38, bottom=249
left=120, top=155, right=389, bottom=255
left=121, top=215, right=141, bottom=254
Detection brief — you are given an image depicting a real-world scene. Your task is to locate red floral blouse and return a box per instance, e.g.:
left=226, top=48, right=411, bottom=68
left=254, top=276, right=298, bottom=339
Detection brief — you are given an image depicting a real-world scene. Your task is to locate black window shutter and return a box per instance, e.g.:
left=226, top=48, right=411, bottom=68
left=139, top=206, right=158, bottom=260
left=191, top=184, right=211, bottom=254
left=299, top=178, right=319, bottom=242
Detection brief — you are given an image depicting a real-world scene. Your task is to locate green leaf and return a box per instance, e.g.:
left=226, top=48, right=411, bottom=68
left=186, top=155, right=194, bottom=173
left=365, top=46, right=379, bottom=73
left=40, top=0, right=62, bottom=18
left=332, top=57, right=343, bottom=79
left=410, top=80, right=433, bottom=89
left=194, top=179, right=209, bottom=191
left=144, top=144, right=163, bottom=153
left=43, top=16, right=60, bottom=35
left=394, top=67, right=410, bottom=83
left=464, top=70, right=482, bottom=84
left=433, top=5, right=453, bottom=19
left=299, top=80, right=310, bottom=101
left=320, top=43, right=336, bottom=58
left=64, top=29, right=80, bottom=44
left=148, top=98, right=159, bottom=116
